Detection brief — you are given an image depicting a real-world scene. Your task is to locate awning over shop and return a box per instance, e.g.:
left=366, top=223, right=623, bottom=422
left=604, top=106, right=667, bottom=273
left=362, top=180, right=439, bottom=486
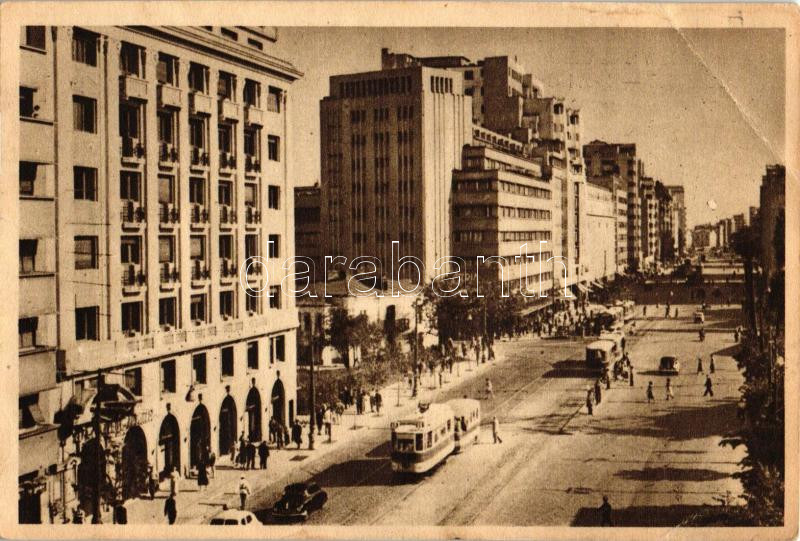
left=69, top=383, right=141, bottom=426
left=517, top=297, right=553, bottom=317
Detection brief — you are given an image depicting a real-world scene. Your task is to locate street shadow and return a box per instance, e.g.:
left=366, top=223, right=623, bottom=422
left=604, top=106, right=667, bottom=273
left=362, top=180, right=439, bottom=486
left=713, top=344, right=741, bottom=357
left=307, top=457, right=393, bottom=487
left=571, top=504, right=729, bottom=526
left=542, top=360, right=595, bottom=379
left=581, top=401, right=739, bottom=441
left=365, top=441, right=391, bottom=458
left=615, top=466, right=732, bottom=482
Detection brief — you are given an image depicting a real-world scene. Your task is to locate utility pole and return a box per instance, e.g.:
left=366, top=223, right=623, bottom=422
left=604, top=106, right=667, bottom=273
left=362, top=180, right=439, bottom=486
left=92, top=370, right=105, bottom=524
left=412, top=301, right=419, bottom=398
left=308, top=328, right=315, bottom=451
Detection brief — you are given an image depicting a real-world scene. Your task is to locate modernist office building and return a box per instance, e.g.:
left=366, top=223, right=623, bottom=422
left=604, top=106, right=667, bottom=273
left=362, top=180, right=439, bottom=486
left=18, top=25, right=301, bottom=522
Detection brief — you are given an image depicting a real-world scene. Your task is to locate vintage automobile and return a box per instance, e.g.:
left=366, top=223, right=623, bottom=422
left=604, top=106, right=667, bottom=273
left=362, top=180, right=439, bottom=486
left=659, top=356, right=680, bottom=374
left=209, top=509, right=262, bottom=527
left=693, top=311, right=705, bottom=323
left=271, top=482, right=328, bottom=521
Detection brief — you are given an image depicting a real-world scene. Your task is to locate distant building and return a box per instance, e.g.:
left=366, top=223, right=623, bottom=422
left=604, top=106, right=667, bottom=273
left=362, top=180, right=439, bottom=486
left=294, top=185, right=322, bottom=273
left=692, top=224, right=717, bottom=251
left=759, top=164, right=785, bottom=284
left=639, top=176, right=658, bottom=267
left=586, top=174, right=627, bottom=272
left=666, top=185, right=686, bottom=256
left=583, top=179, right=618, bottom=282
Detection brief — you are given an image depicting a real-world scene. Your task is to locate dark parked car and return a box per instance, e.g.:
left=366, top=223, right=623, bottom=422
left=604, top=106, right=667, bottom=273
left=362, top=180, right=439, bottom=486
left=272, top=482, right=328, bottom=521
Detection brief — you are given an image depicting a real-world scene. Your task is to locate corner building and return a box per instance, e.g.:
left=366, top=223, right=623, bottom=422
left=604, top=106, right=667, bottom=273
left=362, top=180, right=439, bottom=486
left=18, top=26, right=301, bottom=522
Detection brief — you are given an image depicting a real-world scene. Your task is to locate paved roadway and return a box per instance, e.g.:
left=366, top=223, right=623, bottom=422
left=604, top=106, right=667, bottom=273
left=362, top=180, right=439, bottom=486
left=250, top=304, right=745, bottom=526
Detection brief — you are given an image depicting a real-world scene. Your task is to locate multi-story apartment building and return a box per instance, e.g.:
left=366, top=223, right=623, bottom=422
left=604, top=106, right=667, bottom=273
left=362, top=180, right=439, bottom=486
left=294, top=185, right=322, bottom=274
left=639, top=176, right=658, bottom=267
left=733, top=213, right=746, bottom=232
left=583, top=141, right=642, bottom=272
left=586, top=174, right=627, bottom=274
left=654, top=181, right=674, bottom=263
left=666, top=185, right=686, bottom=256
left=17, top=25, right=301, bottom=523
left=451, top=126, right=556, bottom=297
left=319, top=63, right=472, bottom=281
left=692, top=224, right=717, bottom=251
left=583, top=180, right=617, bottom=282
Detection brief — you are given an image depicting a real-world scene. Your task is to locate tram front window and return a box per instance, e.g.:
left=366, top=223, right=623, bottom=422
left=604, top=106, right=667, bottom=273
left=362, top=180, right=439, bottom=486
left=415, top=433, right=423, bottom=451
left=427, top=431, right=433, bottom=448
left=395, top=437, right=414, bottom=452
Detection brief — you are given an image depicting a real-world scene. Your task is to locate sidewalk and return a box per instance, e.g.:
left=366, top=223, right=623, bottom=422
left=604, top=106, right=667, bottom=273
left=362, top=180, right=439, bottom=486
left=125, top=344, right=512, bottom=524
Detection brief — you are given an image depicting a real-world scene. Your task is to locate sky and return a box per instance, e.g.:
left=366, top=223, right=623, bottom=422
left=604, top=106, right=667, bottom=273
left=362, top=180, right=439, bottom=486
left=271, top=27, right=784, bottom=229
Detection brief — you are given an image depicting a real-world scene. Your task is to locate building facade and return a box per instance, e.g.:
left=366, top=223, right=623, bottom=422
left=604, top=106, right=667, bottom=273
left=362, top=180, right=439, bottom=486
left=583, top=180, right=617, bottom=282
left=294, top=185, right=322, bottom=274
left=586, top=174, right=627, bottom=273
left=319, top=63, right=472, bottom=281
left=666, top=185, right=686, bottom=256
left=18, top=25, right=301, bottom=523
left=759, top=164, right=785, bottom=285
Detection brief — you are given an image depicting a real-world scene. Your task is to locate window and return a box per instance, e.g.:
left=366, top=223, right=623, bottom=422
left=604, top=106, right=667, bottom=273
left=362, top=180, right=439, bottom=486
left=75, top=306, right=98, bottom=341
left=120, top=236, right=141, bottom=265
left=158, top=111, right=175, bottom=145
left=157, top=53, right=177, bottom=85
left=218, top=71, right=235, bottom=100
left=220, top=290, right=234, bottom=318
left=221, top=346, right=234, bottom=377
left=245, top=288, right=258, bottom=313
left=158, top=175, right=174, bottom=205
left=218, top=124, right=233, bottom=153
left=161, top=360, right=176, bottom=393
left=120, top=171, right=141, bottom=201
left=464, top=70, right=474, bottom=80
left=219, top=235, right=233, bottom=259
left=268, top=185, right=280, bottom=209
left=120, top=103, right=141, bottom=138
left=124, top=367, right=143, bottom=396
left=245, top=234, right=258, bottom=259
left=267, top=135, right=280, bottom=161
left=267, top=87, right=282, bottom=112
left=271, top=335, right=285, bottom=362
left=189, top=117, right=206, bottom=149
left=247, top=38, right=263, bottom=50
left=220, top=27, right=238, bottom=41
left=73, top=96, right=96, bottom=133
left=188, top=63, right=208, bottom=93
left=244, top=127, right=259, bottom=157
left=19, top=240, right=38, bottom=274
left=159, top=297, right=176, bottom=327
left=120, top=42, right=143, bottom=77
left=190, top=236, right=206, bottom=261
left=218, top=181, right=232, bottom=206
left=189, top=177, right=205, bottom=205
left=20, top=162, right=38, bottom=196
left=71, top=28, right=97, bottom=66
left=159, top=236, right=174, bottom=263
left=244, top=79, right=260, bottom=107
left=247, top=341, right=259, bottom=370
left=19, top=317, right=38, bottom=349
left=190, top=294, right=206, bottom=322
left=19, top=394, right=42, bottom=430
left=20, top=87, right=36, bottom=117
left=244, top=184, right=257, bottom=208
left=269, top=286, right=280, bottom=309
left=74, top=166, right=97, bottom=200
left=192, top=353, right=207, bottom=384
left=24, top=26, right=46, bottom=50
left=74, top=236, right=98, bottom=269
left=268, top=234, right=279, bottom=258
left=121, top=301, right=143, bottom=335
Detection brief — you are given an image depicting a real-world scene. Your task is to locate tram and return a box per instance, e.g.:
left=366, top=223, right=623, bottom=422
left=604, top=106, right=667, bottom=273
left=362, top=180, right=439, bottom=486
left=447, top=399, right=481, bottom=453
left=390, top=403, right=455, bottom=474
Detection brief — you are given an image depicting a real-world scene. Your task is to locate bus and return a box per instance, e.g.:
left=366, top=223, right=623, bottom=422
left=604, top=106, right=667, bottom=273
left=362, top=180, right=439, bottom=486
left=447, top=399, right=481, bottom=453
left=586, top=339, right=621, bottom=371
left=390, top=403, right=455, bottom=474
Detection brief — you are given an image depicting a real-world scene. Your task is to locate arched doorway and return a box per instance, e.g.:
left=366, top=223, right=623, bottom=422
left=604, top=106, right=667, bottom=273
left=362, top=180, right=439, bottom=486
left=158, top=414, right=180, bottom=477
left=121, top=426, right=148, bottom=499
left=271, top=380, right=285, bottom=426
left=246, top=388, right=262, bottom=441
left=189, top=404, right=210, bottom=470
left=218, top=395, right=237, bottom=457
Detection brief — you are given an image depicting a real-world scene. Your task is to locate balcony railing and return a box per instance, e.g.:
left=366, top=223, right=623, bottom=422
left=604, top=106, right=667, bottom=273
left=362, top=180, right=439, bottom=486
left=245, top=155, right=261, bottom=173
left=191, top=204, right=209, bottom=225
left=245, top=206, right=261, bottom=225
left=158, top=84, right=181, bottom=109
left=191, top=146, right=210, bottom=167
left=245, top=105, right=265, bottom=126
left=160, top=263, right=180, bottom=284
left=220, top=259, right=238, bottom=279
left=191, top=260, right=210, bottom=281
left=159, top=142, right=179, bottom=164
left=219, top=204, right=237, bottom=225
left=219, top=99, right=240, bottom=122
left=189, top=92, right=213, bottom=116
left=121, top=136, right=145, bottom=160
left=219, top=152, right=237, bottom=170
left=159, top=204, right=180, bottom=224
left=121, top=201, right=146, bottom=225
left=121, top=75, right=148, bottom=101
left=122, top=265, right=146, bottom=288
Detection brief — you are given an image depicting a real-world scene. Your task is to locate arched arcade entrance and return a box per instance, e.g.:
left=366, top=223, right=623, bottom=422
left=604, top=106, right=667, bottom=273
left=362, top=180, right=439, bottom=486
left=189, top=404, right=211, bottom=470
left=121, top=425, right=148, bottom=499
left=245, top=387, right=262, bottom=442
left=158, top=414, right=180, bottom=477
left=218, top=395, right=237, bottom=457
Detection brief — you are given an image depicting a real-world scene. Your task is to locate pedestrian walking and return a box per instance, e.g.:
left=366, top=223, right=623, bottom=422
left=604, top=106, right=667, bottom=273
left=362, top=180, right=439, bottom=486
left=375, top=390, right=383, bottom=414
left=599, top=495, right=613, bottom=526
left=250, top=440, right=258, bottom=469
left=164, top=495, right=177, bottom=525
left=208, top=450, right=216, bottom=478
left=369, top=391, right=376, bottom=413
left=438, top=369, right=443, bottom=388
left=629, top=367, right=635, bottom=387
left=258, top=440, right=269, bottom=469
left=604, top=368, right=611, bottom=390
left=323, top=407, right=333, bottom=441
left=703, top=375, right=714, bottom=397
left=697, top=357, right=704, bottom=374
left=238, top=476, right=251, bottom=510
left=710, top=355, right=716, bottom=374
left=734, top=329, right=740, bottom=342
left=586, top=389, right=594, bottom=415
left=492, top=416, right=503, bottom=444
left=168, top=466, right=180, bottom=497
left=594, top=379, right=602, bottom=405
left=485, top=378, right=494, bottom=400
left=315, top=407, right=324, bottom=435
left=646, top=382, right=655, bottom=403
left=643, top=305, right=647, bottom=317
left=197, top=460, right=209, bottom=491
left=291, top=420, right=303, bottom=449
left=147, top=465, right=158, bottom=500
left=665, top=378, right=674, bottom=401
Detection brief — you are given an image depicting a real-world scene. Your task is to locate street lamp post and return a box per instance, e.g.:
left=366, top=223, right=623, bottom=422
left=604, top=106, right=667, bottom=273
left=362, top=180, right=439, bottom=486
left=308, top=330, right=315, bottom=451
left=412, top=300, right=419, bottom=397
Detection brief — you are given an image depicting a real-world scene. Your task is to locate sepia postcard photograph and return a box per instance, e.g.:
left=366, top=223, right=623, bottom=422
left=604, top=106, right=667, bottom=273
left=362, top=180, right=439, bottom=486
left=0, top=2, right=797, bottom=539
